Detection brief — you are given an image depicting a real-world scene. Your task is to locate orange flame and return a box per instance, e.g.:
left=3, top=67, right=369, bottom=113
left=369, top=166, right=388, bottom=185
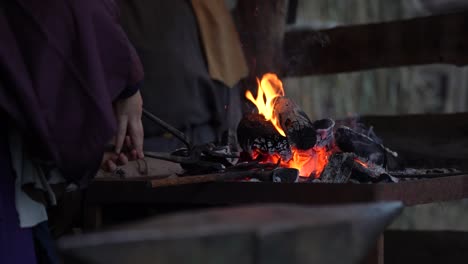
left=246, top=73, right=286, bottom=137
left=354, top=158, right=369, bottom=168
left=254, top=147, right=331, bottom=178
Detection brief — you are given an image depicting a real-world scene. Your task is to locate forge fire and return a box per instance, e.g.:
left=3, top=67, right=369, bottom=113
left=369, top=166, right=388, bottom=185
left=146, top=72, right=459, bottom=188
left=238, top=73, right=399, bottom=183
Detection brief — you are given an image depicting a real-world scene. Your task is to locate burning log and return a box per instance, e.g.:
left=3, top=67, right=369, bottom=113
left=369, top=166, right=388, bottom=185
left=273, top=96, right=316, bottom=150
left=237, top=113, right=292, bottom=161
left=238, top=95, right=316, bottom=160
left=242, top=74, right=316, bottom=151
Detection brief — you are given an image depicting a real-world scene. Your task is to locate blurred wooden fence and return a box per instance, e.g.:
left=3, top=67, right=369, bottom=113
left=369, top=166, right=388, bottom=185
left=283, top=0, right=468, bottom=120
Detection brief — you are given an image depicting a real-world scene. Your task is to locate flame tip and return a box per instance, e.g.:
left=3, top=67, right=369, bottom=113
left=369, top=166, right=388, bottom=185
left=246, top=73, right=286, bottom=136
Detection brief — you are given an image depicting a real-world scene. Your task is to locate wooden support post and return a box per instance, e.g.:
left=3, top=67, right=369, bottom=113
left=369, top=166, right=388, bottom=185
left=234, top=0, right=288, bottom=77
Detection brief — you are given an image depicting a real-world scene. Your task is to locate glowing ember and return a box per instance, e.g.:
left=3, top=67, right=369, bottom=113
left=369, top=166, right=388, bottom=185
left=246, top=73, right=286, bottom=137
left=254, top=147, right=331, bottom=178
left=354, top=158, right=369, bottom=168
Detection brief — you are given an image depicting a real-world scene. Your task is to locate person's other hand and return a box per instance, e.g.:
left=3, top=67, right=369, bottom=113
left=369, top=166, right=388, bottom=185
left=113, top=90, right=144, bottom=159
left=101, top=151, right=128, bottom=172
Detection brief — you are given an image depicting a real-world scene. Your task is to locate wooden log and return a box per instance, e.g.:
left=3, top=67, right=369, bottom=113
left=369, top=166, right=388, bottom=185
left=237, top=113, right=292, bottom=160
left=238, top=97, right=316, bottom=159
left=273, top=97, right=316, bottom=150
left=283, top=11, right=468, bottom=76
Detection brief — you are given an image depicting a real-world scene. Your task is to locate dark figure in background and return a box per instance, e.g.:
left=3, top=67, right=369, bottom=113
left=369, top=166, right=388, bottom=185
left=118, top=0, right=248, bottom=151
left=0, top=0, right=144, bottom=263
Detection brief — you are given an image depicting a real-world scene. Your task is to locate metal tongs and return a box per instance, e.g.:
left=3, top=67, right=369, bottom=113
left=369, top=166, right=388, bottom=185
left=141, top=109, right=239, bottom=173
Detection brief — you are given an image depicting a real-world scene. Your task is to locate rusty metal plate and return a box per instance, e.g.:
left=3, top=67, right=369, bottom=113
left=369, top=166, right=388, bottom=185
left=87, top=174, right=468, bottom=207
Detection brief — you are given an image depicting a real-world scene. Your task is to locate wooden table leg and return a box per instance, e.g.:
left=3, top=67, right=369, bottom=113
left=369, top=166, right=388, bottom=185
left=83, top=206, right=103, bottom=231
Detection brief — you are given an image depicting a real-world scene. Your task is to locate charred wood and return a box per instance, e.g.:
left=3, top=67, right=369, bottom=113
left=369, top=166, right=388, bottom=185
left=335, top=127, right=387, bottom=167
left=351, top=160, right=392, bottom=183
left=313, top=118, right=335, bottom=149
left=319, top=153, right=355, bottom=183
left=273, top=97, right=316, bottom=150
left=238, top=96, right=317, bottom=158
left=237, top=113, right=292, bottom=160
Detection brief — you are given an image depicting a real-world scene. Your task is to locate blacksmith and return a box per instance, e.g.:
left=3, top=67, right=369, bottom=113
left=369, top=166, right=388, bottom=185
left=0, top=0, right=144, bottom=263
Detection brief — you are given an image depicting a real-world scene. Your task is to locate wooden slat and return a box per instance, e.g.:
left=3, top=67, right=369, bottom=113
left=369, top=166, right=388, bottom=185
left=283, top=12, right=468, bottom=76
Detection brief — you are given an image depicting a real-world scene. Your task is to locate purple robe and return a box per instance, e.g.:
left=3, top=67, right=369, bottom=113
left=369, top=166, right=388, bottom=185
left=0, top=0, right=143, bottom=184
left=0, top=0, right=143, bottom=262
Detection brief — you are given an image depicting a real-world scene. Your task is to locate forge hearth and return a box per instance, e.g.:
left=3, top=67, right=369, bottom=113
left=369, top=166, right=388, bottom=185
left=89, top=111, right=468, bottom=209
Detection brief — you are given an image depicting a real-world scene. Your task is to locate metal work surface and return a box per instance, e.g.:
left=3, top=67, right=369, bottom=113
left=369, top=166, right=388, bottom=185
left=87, top=174, right=468, bottom=207
left=61, top=202, right=402, bottom=264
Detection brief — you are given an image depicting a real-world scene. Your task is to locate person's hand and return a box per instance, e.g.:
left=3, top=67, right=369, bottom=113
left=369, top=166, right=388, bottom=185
left=113, top=90, right=144, bottom=159
left=101, top=151, right=128, bottom=172
left=101, top=136, right=136, bottom=172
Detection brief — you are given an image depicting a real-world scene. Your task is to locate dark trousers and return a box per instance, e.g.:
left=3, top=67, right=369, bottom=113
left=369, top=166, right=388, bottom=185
left=0, top=123, right=37, bottom=264
left=33, top=221, right=60, bottom=264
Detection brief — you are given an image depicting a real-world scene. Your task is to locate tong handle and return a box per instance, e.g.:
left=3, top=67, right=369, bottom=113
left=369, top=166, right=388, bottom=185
left=142, top=108, right=192, bottom=150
